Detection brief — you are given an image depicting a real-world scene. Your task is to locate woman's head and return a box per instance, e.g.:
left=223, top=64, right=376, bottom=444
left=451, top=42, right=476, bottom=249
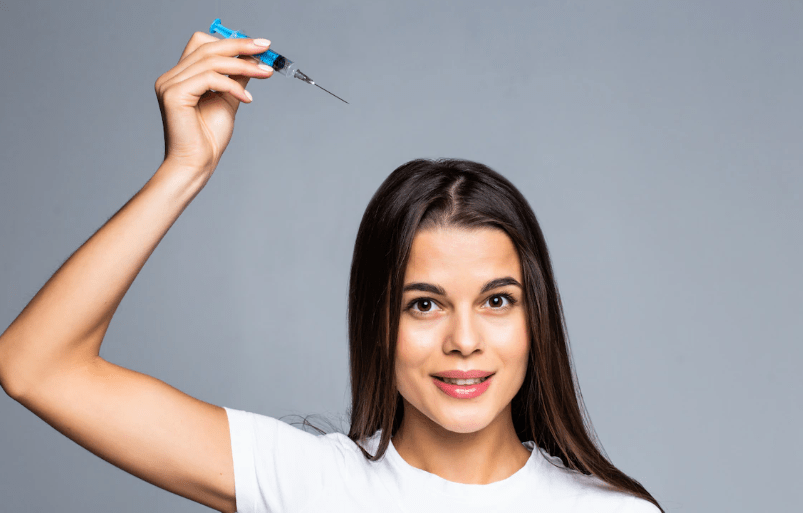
left=347, top=158, right=553, bottom=445
left=346, top=158, right=662, bottom=510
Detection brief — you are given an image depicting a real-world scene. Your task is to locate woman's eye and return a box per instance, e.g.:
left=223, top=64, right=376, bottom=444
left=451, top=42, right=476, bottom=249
left=411, top=299, right=441, bottom=314
left=485, top=294, right=516, bottom=309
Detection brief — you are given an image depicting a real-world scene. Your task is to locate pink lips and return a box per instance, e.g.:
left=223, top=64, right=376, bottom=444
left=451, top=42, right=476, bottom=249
left=432, top=374, right=494, bottom=399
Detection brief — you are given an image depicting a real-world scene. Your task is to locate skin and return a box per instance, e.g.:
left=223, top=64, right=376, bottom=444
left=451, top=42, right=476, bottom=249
left=391, top=225, right=533, bottom=485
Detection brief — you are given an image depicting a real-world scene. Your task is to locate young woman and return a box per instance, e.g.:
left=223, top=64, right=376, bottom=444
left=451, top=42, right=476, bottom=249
left=0, top=32, right=664, bottom=513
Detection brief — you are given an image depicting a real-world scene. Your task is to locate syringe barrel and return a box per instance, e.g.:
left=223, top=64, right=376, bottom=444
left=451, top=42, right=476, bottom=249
left=209, top=18, right=297, bottom=78
left=253, top=51, right=298, bottom=78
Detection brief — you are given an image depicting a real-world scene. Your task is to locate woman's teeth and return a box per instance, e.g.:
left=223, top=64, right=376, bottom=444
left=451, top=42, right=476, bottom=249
left=438, top=376, right=490, bottom=385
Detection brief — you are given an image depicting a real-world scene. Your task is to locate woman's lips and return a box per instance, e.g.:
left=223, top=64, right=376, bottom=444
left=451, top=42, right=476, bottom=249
left=432, top=375, right=494, bottom=399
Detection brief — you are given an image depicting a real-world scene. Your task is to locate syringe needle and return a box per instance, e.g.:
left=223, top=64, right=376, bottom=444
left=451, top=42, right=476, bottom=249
left=291, top=69, right=348, bottom=104
left=314, top=83, right=349, bottom=104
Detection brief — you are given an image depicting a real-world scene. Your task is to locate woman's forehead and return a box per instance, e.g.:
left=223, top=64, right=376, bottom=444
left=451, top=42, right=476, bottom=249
left=405, top=227, right=521, bottom=283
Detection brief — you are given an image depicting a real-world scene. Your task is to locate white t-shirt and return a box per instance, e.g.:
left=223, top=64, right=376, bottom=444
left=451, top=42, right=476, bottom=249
left=223, top=406, right=661, bottom=513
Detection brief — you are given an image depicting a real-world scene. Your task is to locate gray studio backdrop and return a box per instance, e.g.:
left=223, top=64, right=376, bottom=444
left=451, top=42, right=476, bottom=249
left=1, top=1, right=800, bottom=512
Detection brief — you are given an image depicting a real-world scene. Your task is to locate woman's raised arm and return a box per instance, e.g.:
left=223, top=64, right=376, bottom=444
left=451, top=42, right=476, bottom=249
left=0, top=31, right=274, bottom=513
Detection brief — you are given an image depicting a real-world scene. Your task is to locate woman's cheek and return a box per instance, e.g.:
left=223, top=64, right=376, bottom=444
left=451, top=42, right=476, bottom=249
left=396, top=326, right=434, bottom=394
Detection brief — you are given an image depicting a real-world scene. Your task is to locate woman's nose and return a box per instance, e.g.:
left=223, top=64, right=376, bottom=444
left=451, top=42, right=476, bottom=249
left=442, top=308, right=483, bottom=355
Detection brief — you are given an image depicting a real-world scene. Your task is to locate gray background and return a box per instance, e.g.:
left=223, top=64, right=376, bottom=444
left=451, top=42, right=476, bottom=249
left=1, top=0, right=800, bottom=511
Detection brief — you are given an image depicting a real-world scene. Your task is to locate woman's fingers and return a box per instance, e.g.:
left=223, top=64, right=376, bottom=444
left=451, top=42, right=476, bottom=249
left=228, top=55, right=266, bottom=90
left=160, top=55, right=272, bottom=96
left=161, top=33, right=272, bottom=86
left=178, top=31, right=219, bottom=63
left=161, top=69, right=254, bottom=111
left=155, top=35, right=273, bottom=114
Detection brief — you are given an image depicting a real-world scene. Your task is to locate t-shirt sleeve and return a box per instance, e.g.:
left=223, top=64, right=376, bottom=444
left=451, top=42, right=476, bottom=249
left=223, top=406, right=348, bottom=513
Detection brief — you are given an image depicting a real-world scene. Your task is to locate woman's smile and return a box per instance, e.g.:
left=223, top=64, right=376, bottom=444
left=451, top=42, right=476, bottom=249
left=431, top=373, right=495, bottom=399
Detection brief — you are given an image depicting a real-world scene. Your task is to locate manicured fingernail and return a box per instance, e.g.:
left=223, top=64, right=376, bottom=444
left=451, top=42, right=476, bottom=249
left=244, top=90, right=253, bottom=101
left=254, top=38, right=270, bottom=47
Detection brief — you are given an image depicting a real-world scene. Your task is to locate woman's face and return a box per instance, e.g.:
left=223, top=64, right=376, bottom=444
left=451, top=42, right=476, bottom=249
left=395, top=226, right=530, bottom=435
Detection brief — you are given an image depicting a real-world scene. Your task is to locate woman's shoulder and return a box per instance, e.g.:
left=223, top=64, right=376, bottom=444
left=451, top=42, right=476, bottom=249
left=320, top=429, right=383, bottom=461
left=530, top=445, right=661, bottom=512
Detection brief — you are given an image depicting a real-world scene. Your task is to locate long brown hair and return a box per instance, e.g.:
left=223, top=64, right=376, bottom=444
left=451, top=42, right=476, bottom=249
left=344, top=158, right=664, bottom=511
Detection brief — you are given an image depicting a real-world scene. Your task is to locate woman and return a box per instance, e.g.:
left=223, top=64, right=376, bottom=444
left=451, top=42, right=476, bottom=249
left=0, top=32, right=664, bottom=512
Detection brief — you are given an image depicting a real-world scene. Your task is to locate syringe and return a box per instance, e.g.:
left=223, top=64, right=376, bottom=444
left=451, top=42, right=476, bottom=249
left=209, top=18, right=348, bottom=104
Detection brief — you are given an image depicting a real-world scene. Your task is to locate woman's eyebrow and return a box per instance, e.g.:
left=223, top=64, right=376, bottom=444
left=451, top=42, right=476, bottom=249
left=402, top=276, right=522, bottom=296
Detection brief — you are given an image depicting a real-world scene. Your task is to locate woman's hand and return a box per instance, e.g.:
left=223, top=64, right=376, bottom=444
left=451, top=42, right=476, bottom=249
left=155, top=32, right=274, bottom=182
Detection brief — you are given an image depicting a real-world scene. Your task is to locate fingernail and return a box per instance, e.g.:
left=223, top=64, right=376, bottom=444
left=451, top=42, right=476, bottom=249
left=244, top=90, right=253, bottom=101
left=254, top=38, right=270, bottom=47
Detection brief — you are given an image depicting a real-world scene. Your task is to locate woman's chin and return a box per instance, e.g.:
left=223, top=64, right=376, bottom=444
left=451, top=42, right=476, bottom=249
left=434, top=415, right=493, bottom=435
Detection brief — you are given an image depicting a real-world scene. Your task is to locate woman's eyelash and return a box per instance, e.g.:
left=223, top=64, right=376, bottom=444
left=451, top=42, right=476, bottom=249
left=487, top=292, right=517, bottom=308
left=404, top=293, right=518, bottom=314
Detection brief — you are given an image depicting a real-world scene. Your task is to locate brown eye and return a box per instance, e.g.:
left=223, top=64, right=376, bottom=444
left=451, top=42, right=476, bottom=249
left=484, top=293, right=517, bottom=310
left=405, top=297, right=443, bottom=316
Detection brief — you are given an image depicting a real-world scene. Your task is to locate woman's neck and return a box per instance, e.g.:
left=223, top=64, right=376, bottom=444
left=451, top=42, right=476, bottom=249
left=390, top=405, right=532, bottom=485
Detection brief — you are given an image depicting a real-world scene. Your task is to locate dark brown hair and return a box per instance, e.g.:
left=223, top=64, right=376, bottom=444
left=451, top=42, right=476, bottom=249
left=343, top=158, right=664, bottom=511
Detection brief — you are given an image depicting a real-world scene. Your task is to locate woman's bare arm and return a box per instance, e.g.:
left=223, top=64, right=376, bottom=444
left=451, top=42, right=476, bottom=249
left=0, top=32, right=275, bottom=513
left=0, top=163, right=204, bottom=396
